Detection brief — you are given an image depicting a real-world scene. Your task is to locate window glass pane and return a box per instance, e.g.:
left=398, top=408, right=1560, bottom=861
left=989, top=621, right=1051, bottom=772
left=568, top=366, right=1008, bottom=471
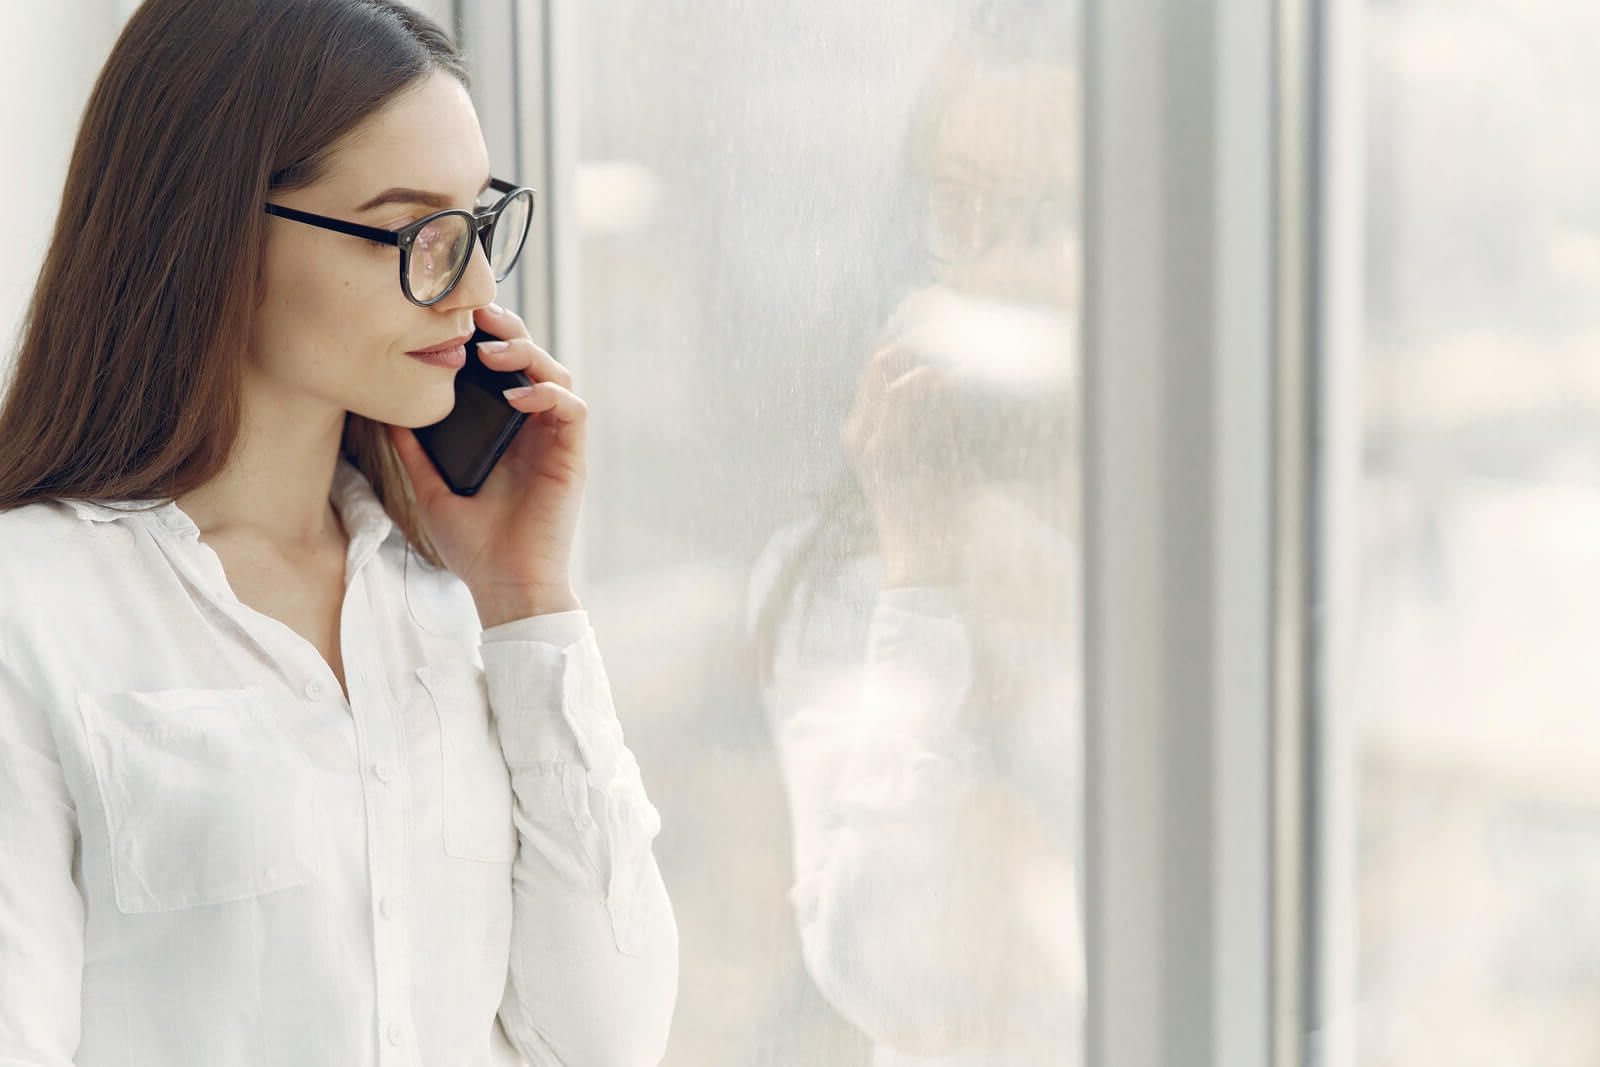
left=1357, top=2, right=1600, bottom=1062
left=563, top=2, right=1084, bottom=1062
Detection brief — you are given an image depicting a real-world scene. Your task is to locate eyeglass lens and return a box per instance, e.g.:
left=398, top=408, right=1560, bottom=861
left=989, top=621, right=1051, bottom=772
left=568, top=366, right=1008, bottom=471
left=410, top=214, right=474, bottom=303
left=488, top=191, right=533, bottom=278
left=407, top=189, right=535, bottom=304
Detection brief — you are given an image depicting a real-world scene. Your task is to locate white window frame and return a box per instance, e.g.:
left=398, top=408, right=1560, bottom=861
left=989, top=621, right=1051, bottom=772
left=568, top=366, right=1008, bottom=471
left=1081, top=0, right=1280, bottom=1062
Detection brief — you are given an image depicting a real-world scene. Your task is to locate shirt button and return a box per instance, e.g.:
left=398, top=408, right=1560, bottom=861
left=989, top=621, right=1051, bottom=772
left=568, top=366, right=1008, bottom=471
left=379, top=897, right=396, bottom=919
left=304, top=680, right=325, bottom=701
left=386, top=1022, right=403, bottom=1046
left=373, top=762, right=393, bottom=785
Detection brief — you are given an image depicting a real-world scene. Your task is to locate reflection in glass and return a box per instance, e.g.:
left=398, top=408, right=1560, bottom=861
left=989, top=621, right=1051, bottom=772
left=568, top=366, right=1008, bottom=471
left=748, top=3, right=1082, bottom=1064
left=570, top=0, right=1081, bottom=1062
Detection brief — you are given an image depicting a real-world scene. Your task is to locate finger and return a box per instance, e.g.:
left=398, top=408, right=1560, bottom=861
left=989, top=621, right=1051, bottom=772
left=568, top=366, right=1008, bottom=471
left=502, top=381, right=589, bottom=424
left=503, top=383, right=589, bottom=461
left=845, top=347, right=912, bottom=448
left=879, top=365, right=956, bottom=428
left=386, top=423, right=451, bottom=508
left=473, top=302, right=532, bottom=342
left=477, top=337, right=573, bottom=390
left=882, top=363, right=947, bottom=401
left=856, top=344, right=923, bottom=411
left=855, top=365, right=947, bottom=455
left=855, top=364, right=947, bottom=440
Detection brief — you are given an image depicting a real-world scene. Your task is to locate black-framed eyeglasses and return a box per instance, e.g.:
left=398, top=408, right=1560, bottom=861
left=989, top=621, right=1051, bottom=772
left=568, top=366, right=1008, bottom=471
left=263, top=177, right=536, bottom=307
left=926, top=179, right=1072, bottom=265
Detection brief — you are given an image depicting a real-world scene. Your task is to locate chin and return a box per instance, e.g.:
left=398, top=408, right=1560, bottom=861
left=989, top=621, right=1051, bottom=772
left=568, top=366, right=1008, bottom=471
left=355, top=386, right=458, bottom=430
left=403, top=397, right=459, bottom=429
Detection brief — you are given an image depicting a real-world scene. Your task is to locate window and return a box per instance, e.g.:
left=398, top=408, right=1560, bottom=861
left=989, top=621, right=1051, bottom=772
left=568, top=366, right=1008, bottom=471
left=1348, top=2, right=1600, bottom=1063
left=506, top=1, right=1085, bottom=1062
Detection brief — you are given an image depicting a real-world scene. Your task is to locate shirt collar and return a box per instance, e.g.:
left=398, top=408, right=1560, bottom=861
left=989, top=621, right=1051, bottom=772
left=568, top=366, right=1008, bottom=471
left=61, top=458, right=400, bottom=549
left=330, top=458, right=399, bottom=551
left=63, top=497, right=197, bottom=536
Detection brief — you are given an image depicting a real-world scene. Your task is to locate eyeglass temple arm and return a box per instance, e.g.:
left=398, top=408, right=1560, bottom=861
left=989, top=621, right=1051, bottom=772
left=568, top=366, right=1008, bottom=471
left=262, top=203, right=399, bottom=246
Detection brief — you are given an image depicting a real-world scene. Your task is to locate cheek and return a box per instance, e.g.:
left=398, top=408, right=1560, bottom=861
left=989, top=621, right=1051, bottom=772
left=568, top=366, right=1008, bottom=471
left=253, top=241, right=400, bottom=371
left=249, top=237, right=456, bottom=425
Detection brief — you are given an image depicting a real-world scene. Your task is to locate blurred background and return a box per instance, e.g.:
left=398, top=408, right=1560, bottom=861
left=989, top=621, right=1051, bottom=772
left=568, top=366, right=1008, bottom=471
left=7, top=0, right=1600, bottom=1064
left=1355, top=1, right=1600, bottom=1062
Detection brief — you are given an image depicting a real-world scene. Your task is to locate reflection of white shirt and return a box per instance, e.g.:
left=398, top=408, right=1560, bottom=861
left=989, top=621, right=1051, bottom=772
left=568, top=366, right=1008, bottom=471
left=0, top=461, right=677, bottom=1067
left=750, top=515, right=1083, bottom=1067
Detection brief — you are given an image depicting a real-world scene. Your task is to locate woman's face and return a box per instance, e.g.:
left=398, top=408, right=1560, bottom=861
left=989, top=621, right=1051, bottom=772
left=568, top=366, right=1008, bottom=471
left=922, top=63, right=1081, bottom=309
left=251, top=70, right=499, bottom=429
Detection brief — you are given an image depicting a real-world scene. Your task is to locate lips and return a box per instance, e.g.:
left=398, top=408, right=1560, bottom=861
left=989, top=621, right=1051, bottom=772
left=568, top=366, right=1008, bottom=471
left=408, top=333, right=474, bottom=356
left=406, top=332, right=472, bottom=370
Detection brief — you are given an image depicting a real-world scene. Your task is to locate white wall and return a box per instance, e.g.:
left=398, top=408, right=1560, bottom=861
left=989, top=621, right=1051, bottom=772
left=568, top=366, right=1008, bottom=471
left=0, top=1, right=127, bottom=372
left=408, top=0, right=457, bottom=30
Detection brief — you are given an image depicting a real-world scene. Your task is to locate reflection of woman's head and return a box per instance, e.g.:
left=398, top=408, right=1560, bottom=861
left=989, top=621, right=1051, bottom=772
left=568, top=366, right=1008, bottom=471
left=885, top=0, right=1081, bottom=501
left=906, top=0, right=1081, bottom=308
left=0, top=0, right=464, bottom=557
left=755, top=1, right=1083, bottom=682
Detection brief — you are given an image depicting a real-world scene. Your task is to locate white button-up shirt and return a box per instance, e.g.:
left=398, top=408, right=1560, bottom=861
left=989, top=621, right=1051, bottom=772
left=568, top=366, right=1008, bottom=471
left=750, top=512, right=1082, bottom=1066
left=0, top=462, right=678, bottom=1067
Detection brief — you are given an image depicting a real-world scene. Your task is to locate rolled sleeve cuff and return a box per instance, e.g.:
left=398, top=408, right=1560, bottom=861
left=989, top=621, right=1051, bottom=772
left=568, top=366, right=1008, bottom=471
left=864, top=599, right=973, bottom=725
left=875, top=585, right=965, bottom=619
left=480, top=616, right=663, bottom=954
left=482, top=609, right=591, bottom=649
left=481, top=615, right=625, bottom=774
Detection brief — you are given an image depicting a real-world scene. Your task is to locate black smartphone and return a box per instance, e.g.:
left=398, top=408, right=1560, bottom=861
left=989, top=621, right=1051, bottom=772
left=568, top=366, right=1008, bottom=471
left=413, top=327, right=532, bottom=496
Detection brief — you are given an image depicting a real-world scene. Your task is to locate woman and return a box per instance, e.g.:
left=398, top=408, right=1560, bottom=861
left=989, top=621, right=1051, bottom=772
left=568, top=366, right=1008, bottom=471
left=748, top=2, right=1082, bottom=1063
left=0, top=2, right=676, bottom=1065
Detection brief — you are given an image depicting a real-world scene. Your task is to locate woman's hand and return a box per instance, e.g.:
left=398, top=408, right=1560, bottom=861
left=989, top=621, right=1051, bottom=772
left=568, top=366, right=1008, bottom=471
left=841, top=343, right=974, bottom=589
left=388, top=302, right=587, bottom=628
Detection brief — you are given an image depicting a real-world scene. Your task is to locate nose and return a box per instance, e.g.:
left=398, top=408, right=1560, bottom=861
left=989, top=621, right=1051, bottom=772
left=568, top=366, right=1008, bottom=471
left=435, top=232, right=498, bottom=314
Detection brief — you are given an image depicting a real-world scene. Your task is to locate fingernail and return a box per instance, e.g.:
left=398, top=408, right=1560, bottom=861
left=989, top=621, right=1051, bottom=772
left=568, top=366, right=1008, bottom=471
left=478, top=340, right=508, bottom=354
left=503, top=386, right=534, bottom=401
left=487, top=302, right=505, bottom=315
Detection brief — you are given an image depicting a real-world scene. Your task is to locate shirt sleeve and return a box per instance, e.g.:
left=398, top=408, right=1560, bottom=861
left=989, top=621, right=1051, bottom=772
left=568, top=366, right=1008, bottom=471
left=478, top=614, right=679, bottom=1067
left=765, top=592, right=1081, bottom=1056
left=0, top=634, right=85, bottom=1066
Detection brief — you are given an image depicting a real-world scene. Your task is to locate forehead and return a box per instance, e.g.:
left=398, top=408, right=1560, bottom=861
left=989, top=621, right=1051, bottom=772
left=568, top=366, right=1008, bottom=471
left=922, top=64, right=1081, bottom=198
left=318, top=71, right=491, bottom=203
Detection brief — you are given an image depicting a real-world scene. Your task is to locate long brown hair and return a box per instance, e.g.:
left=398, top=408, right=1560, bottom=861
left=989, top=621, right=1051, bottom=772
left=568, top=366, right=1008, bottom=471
left=0, top=0, right=466, bottom=562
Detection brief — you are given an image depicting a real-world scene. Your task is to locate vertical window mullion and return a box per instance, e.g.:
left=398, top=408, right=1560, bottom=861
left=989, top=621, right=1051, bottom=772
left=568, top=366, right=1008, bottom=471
left=1082, top=0, right=1280, bottom=1064
left=1309, top=0, right=1364, bottom=1063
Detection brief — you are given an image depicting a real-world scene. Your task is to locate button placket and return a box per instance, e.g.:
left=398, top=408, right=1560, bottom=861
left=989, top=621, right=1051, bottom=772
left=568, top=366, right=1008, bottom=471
left=339, top=565, right=417, bottom=1067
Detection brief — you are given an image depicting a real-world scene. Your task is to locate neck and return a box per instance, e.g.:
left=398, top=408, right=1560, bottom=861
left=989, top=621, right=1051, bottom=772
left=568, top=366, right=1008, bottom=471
left=176, top=370, right=348, bottom=551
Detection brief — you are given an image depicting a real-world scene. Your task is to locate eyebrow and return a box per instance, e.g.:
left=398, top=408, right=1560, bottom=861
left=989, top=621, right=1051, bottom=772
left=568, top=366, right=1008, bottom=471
left=356, top=176, right=494, bottom=213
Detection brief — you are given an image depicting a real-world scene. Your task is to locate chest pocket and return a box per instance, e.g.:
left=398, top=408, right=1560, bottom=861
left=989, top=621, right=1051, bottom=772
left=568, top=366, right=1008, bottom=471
left=417, top=662, right=518, bottom=863
left=76, top=686, right=316, bottom=914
